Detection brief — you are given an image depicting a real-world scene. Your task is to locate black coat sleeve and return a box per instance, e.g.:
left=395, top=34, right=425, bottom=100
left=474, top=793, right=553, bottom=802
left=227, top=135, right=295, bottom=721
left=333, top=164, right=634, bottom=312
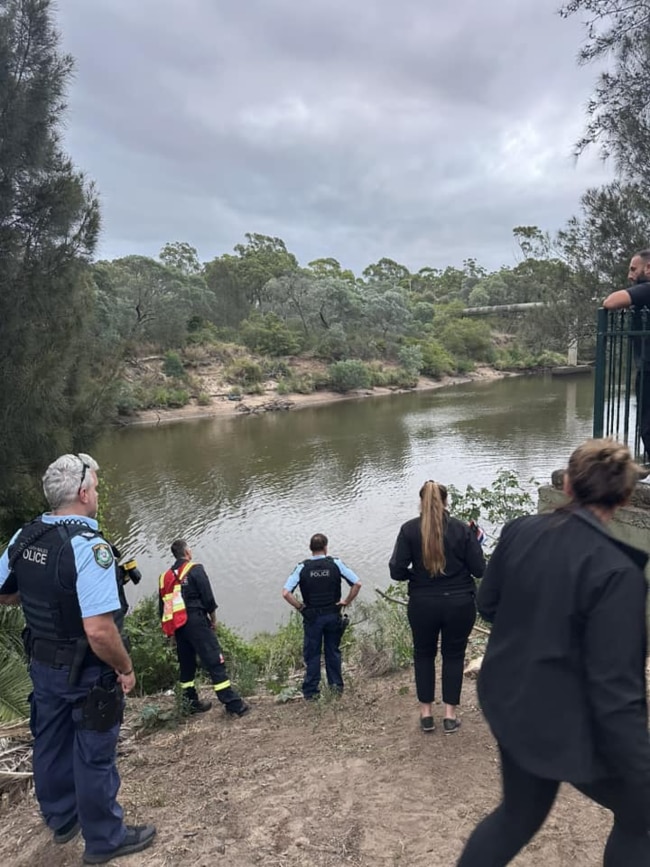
left=388, top=527, right=413, bottom=582
left=583, top=567, right=650, bottom=782
left=464, top=527, right=486, bottom=579
left=190, top=564, right=218, bottom=614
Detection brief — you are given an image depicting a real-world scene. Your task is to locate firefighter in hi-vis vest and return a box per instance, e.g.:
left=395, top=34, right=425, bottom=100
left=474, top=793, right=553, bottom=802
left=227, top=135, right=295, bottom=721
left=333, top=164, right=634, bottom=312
left=282, top=532, right=362, bottom=700
left=159, top=539, right=249, bottom=717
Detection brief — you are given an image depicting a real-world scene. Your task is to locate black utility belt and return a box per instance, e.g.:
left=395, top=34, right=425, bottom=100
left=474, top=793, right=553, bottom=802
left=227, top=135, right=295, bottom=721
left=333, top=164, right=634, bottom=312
left=31, top=638, right=77, bottom=666
left=411, top=590, right=475, bottom=599
left=304, top=604, right=340, bottom=615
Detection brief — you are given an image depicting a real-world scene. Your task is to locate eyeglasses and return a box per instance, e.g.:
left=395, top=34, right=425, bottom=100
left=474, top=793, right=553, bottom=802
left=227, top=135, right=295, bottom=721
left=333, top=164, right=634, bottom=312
left=77, top=458, right=90, bottom=495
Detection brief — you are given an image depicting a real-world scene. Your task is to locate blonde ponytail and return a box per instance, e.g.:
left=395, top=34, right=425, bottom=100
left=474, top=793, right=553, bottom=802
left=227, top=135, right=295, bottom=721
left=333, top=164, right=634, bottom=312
left=420, top=481, right=447, bottom=576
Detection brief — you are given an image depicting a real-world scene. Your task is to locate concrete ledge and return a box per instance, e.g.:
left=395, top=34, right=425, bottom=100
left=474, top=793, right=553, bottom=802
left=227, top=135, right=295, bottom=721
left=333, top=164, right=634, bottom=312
left=538, top=482, right=650, bottom=576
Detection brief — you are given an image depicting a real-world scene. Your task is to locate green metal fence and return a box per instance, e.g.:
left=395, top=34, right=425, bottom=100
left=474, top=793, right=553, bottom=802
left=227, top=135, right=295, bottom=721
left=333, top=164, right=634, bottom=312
left=593, top=307, right=650, bottom=460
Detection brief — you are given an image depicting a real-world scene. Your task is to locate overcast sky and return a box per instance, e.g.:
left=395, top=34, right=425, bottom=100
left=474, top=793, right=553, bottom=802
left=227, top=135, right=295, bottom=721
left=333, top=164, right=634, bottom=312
left=54, top=0, right=611, bottom=274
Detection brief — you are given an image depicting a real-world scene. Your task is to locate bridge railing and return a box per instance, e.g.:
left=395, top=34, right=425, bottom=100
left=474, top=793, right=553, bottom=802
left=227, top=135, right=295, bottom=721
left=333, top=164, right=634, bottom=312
left=593, top=307, right=650, bottom=459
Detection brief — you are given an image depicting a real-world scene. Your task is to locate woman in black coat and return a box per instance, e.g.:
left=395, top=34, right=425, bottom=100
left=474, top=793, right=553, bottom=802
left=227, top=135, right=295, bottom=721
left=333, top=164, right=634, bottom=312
left=457, top=438, right=650, bottom=866
left=389, top=480, right=485, bottom=733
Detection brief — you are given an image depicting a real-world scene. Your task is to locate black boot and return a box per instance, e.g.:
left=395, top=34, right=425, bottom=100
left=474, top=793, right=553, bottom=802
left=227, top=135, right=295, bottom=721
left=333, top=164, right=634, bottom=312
left=182, top=686, right=212, bottom=714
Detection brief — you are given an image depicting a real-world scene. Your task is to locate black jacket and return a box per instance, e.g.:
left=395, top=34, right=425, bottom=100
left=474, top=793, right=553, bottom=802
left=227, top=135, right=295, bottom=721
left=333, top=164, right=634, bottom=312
left=477, top=507, right=650, bottom=784
left=389, top=514, right=485, bottom=595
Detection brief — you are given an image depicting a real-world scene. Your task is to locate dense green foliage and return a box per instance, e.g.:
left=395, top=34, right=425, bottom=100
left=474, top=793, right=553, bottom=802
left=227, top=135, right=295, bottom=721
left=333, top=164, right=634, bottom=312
left=0, top=0, right=113, bottom=536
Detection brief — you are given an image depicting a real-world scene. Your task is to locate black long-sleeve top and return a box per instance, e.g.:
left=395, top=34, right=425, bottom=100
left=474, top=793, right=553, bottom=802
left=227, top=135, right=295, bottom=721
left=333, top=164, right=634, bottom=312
left=389, top=514, right=486, bottom=596
left=477, top=507, right=650, bottom=785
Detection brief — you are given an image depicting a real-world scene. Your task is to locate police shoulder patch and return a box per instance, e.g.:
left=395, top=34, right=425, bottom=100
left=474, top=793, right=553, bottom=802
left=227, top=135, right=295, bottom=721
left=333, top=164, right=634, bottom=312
left=92, top=543, right=114, bottom=569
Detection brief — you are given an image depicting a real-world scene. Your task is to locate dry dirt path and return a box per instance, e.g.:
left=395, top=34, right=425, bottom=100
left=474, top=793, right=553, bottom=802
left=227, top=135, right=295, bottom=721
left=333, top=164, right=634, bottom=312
left=0, top=671, right=609, bottom=867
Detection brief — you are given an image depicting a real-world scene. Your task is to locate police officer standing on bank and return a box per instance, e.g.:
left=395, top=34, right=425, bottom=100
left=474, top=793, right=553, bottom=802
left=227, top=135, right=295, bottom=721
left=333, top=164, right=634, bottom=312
left=159, top=539, right=250, bottom=717
left=282, top=533, right=362, bottom=700
left=0, top=453, right=156, bottom=864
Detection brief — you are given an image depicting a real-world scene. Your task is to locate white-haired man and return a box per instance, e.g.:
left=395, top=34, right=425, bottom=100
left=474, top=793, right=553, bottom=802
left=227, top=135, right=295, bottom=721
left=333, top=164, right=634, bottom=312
left=0, top=453, right=156, bottom=864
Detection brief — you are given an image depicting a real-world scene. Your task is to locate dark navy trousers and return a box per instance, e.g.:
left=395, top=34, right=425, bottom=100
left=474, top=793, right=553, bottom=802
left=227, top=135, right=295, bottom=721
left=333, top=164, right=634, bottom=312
left=302, top=612, right=343, bottom=698
left=29, top=661, right=126, bottom=857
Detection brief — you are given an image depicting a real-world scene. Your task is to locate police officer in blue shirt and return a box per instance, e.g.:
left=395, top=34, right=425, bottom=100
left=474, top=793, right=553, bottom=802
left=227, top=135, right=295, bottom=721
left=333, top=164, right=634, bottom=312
left=0, top=453, right=156, bottom=865
left=282, top=533, right=361, bottom=700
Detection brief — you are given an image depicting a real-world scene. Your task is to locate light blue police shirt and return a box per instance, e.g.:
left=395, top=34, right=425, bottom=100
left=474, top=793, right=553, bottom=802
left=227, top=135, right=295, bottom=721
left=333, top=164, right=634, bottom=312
left=0, top=513, right=120, bottom=618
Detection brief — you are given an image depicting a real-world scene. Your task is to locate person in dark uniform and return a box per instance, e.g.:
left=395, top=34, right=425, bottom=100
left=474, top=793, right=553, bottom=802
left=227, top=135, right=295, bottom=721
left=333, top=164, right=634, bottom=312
left=603, top=250, right=650, bottom=462
left=456, top=438, right=650, bottom=866
left=282, top=533, right=361, bottom=700
left=159, top=539, right=249, bottom=717
left=0, top=453, right=156, bottom=865
left=389, top=480, right=485, bottom=733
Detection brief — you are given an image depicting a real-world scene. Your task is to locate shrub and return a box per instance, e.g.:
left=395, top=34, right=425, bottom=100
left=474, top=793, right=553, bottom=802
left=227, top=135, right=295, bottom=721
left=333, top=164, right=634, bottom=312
left=197, top=392, right=212, bottom=406
left=328, top=360, right=371, bottom=393
left=419, top=340, right=455, bottom=378
left=0, top=607, right=30, bottom=722
left=315, top=324, right=349, bottom=361
left=240, top=313, right=302, bottom=356
left=397, top=344, right=423, bottom=375
left=224, top=358, right=263, bottom=387
left=115, top=383, right=139, bottom=417
left=261, top=358, right=291, bottom=379
left=387, top=368, right=418, bottom=388
left=439, top=319, right=495, bottom=363
left=124, top=596, right=179, bottom=696
left=162, top=351, right=185, bottom=379
left=288, top=375, right=315, bottom=394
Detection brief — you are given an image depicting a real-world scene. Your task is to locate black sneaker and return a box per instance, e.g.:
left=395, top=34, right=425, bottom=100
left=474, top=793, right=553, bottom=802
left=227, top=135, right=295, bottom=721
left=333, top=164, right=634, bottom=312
left=83, top=824, right=156, bottom=864
left=443, top=718, right=461, bottom=734
left=53, top=816, right=80, bottom=844
left=420, top=716, right=435, bottom=733
left=226, top=701, right=251, bottom=718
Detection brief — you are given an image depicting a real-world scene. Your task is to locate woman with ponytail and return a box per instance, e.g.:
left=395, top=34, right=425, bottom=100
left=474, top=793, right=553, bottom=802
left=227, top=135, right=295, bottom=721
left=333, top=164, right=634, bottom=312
left=389, top=481, right=485, bottom=733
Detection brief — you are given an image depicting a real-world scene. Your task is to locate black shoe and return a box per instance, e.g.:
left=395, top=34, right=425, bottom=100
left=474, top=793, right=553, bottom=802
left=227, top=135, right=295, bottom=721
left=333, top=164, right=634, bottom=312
left=303, top=693, right=319, bottom=702
left=443, top=718, right=461, bottom=734
left=189, top=699, right=212, bottom=714
left=53, top=816, right=80, bottom=844
left=83, top=824, right=156, bottom=864
left=226, top=701, right=251, bottom=718
left=420, top=716, right=435, bottom=733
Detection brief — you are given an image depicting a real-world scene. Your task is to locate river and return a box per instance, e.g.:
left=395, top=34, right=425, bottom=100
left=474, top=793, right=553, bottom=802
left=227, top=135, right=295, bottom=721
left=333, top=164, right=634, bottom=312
left=96, top=373, right=594, bottom=636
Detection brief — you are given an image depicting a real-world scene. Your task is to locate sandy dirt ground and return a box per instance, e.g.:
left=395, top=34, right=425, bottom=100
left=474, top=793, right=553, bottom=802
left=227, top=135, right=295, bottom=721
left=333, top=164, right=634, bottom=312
left=129, top=365, right=517, bottom=427
left=0, top=669, right=611, bottom=867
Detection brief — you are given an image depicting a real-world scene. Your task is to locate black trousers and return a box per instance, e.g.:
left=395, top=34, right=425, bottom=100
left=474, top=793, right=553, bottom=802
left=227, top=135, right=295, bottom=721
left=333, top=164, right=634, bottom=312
left=407, top=593, right=476, bottom=705
left=456, top=746, right=650, bottom=866
left=636, top=370, right=650, bottom=461
left=175, top=614, right=243, bottom=710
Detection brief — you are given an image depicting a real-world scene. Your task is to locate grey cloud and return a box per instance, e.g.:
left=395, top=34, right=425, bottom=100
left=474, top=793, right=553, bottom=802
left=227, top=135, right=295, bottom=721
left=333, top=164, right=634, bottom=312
left=55, top=0, right=611, bottom=272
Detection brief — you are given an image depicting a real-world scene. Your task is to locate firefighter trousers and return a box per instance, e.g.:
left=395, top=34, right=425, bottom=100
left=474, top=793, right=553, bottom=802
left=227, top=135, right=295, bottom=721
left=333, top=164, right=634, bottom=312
left=174, top=614, right=244, bottom=711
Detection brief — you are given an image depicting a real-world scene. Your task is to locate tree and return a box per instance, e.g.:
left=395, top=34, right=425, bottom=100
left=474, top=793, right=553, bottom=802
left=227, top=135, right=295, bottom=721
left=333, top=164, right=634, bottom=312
left=560, top=0, right=650, bottom=183
left=307, top=257, right=356, bottom=284
left=362, top=257, right=411, bottom=288
left=232, top=233, right=298, bottom=307
left=203, top=253, right=250, bottom=328
left=94, top=256, right=208, bottom=349
left=159, top=241, right=201, bottom=275
left=0, top=0, right=102, bottom=534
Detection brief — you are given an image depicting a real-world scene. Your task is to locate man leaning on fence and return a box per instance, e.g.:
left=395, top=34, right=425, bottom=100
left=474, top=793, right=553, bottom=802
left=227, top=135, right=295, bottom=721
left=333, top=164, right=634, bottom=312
left=603, top=250, right=650, bottom=465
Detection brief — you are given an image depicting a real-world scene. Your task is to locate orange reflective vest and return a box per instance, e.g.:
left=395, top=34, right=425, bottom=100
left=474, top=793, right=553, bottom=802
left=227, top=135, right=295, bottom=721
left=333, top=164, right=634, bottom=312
left=159, top=561, right=194, bottom=636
